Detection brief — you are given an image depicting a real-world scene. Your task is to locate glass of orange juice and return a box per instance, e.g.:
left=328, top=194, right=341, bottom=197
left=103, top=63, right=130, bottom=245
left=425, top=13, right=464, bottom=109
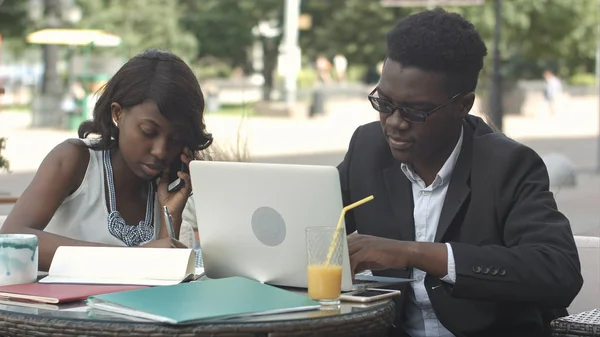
left=306, top=226, right=344, bottom=307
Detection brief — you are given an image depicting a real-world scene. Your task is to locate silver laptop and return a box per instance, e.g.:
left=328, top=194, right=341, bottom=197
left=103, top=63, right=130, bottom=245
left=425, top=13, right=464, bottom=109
left=189, top=161, right=411, bottom=292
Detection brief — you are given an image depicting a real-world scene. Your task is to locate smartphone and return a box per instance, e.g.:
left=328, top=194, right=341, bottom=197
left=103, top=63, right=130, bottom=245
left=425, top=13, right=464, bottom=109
left=340, top=288, right=401, bottom=303
left=167, top=157, right=189, bottom=192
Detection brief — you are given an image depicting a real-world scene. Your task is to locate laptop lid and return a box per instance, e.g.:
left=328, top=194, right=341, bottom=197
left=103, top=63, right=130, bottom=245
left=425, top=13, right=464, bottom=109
left=189, top=161, right=356, bottom=291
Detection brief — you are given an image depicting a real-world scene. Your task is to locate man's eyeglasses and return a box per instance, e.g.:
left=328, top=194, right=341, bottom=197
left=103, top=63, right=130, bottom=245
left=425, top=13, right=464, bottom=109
left=367, top=87, right=462, bottom=123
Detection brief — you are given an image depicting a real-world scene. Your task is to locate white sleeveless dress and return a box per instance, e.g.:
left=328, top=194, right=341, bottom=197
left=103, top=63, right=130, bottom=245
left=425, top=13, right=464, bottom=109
left=44, top=139, right=161, bottom=246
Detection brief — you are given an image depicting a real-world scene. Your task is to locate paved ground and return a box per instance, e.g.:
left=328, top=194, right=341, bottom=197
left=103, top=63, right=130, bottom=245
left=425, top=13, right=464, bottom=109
left=1, top=98, right=599, bottom=236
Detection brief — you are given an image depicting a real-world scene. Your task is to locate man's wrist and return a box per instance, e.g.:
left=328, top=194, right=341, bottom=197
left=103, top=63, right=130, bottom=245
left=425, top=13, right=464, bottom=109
left=404, top=242, right=449, bottom=277
left=406, top=241, right=419, bottom=268
left=389, top=240, right=419, bottom=269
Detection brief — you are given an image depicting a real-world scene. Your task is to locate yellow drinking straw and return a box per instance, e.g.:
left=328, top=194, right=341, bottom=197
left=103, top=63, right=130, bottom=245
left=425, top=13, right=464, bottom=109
left=325, top=195, right=375, bottom=265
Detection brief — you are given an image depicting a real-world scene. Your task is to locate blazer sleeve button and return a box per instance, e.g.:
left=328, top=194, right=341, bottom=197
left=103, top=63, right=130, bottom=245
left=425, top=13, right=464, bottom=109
left=498, top=268, right=506, bottom=276
left=472, top=266, right=482, bottom=273
left=490, top=268, right=498, bottom=275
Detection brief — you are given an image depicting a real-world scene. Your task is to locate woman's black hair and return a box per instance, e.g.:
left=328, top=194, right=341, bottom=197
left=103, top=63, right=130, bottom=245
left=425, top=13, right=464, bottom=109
left=78, top=49, right=213, bottom=153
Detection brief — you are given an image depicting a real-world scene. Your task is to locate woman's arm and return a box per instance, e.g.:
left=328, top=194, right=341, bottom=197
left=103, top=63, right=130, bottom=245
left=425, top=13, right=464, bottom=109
left=1, top=139, right=118, bottom=271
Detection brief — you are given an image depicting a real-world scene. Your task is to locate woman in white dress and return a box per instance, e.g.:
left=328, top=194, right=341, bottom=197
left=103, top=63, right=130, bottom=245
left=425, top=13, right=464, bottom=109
left=1, top=49, right=212, bottom=271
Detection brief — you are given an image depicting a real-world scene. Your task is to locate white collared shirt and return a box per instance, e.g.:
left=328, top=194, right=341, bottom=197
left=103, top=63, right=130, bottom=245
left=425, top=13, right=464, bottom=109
left=401, top=127, right=463, bottom=337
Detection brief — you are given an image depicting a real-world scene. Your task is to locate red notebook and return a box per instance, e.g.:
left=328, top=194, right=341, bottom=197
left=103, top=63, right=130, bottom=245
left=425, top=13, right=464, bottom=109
left=0, top=283, right=148, bottom=304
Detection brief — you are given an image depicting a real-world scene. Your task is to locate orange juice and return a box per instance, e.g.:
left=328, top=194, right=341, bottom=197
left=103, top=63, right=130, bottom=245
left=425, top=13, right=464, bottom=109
left=307, top=264, right=342, bottom=300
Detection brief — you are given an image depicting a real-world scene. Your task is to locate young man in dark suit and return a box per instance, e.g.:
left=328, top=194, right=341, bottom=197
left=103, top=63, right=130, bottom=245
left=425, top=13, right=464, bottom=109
left=338, top=8, right=583, bottom=337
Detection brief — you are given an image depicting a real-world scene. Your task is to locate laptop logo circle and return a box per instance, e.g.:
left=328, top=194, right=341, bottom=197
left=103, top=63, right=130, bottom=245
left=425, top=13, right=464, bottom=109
left=251, top=206, right=286, bottom=246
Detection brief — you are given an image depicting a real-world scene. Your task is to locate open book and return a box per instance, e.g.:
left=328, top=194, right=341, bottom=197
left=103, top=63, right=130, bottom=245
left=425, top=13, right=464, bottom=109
left=39, top=246, right=197, bottom=286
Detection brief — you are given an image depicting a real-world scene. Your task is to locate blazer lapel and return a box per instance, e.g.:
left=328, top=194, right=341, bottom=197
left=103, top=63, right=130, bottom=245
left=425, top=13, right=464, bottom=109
left=382, top=161, right=415, bottom=241
left=434, top=123, right=473, bottom=242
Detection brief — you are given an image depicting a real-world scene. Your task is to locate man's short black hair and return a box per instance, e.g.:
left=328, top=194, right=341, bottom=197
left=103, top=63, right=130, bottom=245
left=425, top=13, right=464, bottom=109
left=386, top=8, right=487, bottom=94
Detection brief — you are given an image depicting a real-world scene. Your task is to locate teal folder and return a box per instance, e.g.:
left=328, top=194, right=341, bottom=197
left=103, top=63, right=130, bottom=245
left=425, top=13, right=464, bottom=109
left=87, top=277, right=320, bottom=324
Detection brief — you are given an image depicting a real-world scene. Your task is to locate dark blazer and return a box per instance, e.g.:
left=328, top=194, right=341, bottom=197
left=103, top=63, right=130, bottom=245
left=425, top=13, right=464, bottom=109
left=338, top=115, right=583, bottom=337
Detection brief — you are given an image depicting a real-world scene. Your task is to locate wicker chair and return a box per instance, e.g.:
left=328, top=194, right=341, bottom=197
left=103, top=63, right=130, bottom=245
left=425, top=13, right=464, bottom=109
left=569, top=236, right=600, bottom=314
left=552, top=309, right=600, bottom=336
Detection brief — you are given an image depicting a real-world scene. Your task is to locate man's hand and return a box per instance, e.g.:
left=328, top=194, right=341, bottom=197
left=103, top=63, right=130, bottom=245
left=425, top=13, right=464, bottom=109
left=348, top=233, right=449, bottom=278
left=347, top=233, right=414, bottom=276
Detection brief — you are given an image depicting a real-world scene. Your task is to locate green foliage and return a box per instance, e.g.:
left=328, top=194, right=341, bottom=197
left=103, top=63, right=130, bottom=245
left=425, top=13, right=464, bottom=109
left=0, top=137, right=9, bottom=172
left=213, top=103, right=256, bottom=116
left=0, top=1, right=32, bottom=39
left=297, top=68, right=318, bottom=89
left=75, top=0, right=198, bottom=61
left=568, top=73, right=596, bottom=86
left=180, top=0, right=284, bottom=99
left=1, top=0, right=598, bottom=88
left=299, top=0, right=416, bottom=67
left=0, top=0, right=34, bottom=55
left=180, top=0, right=284, bottom=68
left=347, top=65, right=368, bottom=83
left=190, top=57, right=233, bottom=80
left=298, top=0, right=598, bottom=82
left=457, top=0, right=598, bottom=81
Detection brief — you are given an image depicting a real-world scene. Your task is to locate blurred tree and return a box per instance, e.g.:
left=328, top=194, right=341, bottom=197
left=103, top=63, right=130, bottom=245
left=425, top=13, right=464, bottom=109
left=0, top=0, right=31, bottom=38
left=180, top=0, right=284, bottom=100
left=299, top=0, right=416, bottom=82
left=180, top=0, right=254, bottom=68
left=458, top=0, right=598, bottom=80
left=66, top=0, right=596, bottom=92
left=75, top=0, right=198, bottom=62
left=0, top=0, right=33, bottom=55
left=299, top=0, right=597, bottom=82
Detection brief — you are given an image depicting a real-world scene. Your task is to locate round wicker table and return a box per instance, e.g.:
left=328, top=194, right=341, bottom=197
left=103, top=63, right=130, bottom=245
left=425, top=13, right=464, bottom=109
left=0, top=298, right=395, bottom=337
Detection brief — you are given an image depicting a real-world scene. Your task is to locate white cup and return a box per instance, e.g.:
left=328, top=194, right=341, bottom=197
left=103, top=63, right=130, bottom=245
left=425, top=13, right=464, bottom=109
left=0, top=234, right=39, bottom=286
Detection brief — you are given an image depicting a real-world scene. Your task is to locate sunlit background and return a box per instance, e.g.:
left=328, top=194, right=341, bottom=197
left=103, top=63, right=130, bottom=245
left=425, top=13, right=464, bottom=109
left=0, top=0, right=599, bottom=238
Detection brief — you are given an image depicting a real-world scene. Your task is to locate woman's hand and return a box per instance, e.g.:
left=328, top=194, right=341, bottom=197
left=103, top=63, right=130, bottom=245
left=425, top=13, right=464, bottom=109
left=157, top=147, right=193, bottom=215
left=157, top=147, right=193, bottom=238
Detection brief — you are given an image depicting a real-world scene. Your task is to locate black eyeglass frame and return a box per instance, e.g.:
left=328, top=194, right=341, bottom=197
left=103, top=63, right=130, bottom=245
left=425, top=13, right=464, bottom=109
left=368, top=87, right=462, bottom=123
